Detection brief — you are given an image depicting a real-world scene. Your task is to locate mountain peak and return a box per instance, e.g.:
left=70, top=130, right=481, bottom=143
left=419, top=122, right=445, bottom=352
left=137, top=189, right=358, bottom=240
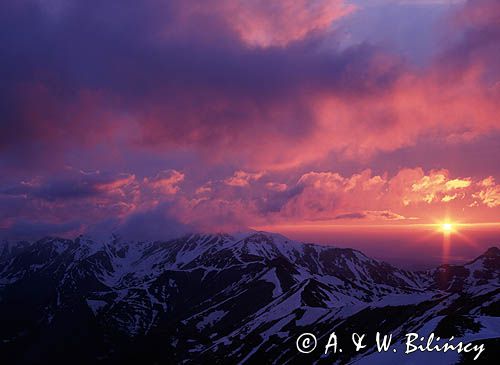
left=483, top=246, right=500, bottom=257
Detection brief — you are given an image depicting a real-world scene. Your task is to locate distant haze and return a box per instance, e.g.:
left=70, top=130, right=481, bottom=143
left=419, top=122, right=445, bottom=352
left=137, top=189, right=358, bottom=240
left=259, top=225, right=500, bottom=270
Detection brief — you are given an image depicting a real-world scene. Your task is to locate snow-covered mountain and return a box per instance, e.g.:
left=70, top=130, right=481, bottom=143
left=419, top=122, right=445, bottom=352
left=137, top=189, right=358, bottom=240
left=0, top=232, right=498, bottom=364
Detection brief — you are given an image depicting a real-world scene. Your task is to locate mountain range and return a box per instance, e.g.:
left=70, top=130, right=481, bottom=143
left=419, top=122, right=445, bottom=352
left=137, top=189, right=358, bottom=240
left=0, top=231, right=498, bottom=364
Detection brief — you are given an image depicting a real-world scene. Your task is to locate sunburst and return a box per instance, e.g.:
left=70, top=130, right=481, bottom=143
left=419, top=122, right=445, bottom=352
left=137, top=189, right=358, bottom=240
left=441, top=223, right=453, bottom=233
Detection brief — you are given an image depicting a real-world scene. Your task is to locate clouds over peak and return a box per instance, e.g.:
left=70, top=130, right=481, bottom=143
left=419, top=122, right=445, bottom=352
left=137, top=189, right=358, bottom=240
left=0, top=0, right=499, bottom=238
left=1, top=166, right=499, bottom=239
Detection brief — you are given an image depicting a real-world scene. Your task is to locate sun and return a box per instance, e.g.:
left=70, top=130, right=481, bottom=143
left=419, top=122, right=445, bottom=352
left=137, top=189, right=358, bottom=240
left=441, top=223, right=453, bottom=233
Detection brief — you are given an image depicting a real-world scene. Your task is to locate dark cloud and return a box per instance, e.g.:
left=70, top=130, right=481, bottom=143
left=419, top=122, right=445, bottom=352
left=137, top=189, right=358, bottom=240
left=0, top=171, right=135, bottom=201
left=257, top=185, right=305, bottom=214
left=436, top=0, right=500, bottom=80
left=334, top=212, right=366, bottom=220
left=1, top=0, right=497, bottom=175
left=0, top=0, right=401, bottom=170
left=115, top=203, right=191, bottom=241
left=0, top=219, right=81, bottom=240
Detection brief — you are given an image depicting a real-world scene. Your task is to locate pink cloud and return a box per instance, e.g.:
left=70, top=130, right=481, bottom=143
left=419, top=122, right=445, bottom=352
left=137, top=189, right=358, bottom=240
left=271, top=168, right=498, bottom=223
left=266, top=182, right=288, bottom=192
left=224, top=170, right=265, bottom=187
left=2, top=165, right=499, bottom=239
left=174, top=0, right=355, bottom=47
left=3, top=0, right=500, bottom=174
left=222, top=0, right=355, bottom=47
left=129, top=44, right=500, bottom=172
left=473, top=177, right=500, bottom=207
left=143, top=170, right=185, bottom=195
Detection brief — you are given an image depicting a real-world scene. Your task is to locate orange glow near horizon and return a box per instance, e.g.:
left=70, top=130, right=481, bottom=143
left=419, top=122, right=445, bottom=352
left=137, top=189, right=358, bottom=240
left=254, top=221, right=500, bottom=232
left=251, top=220, right=499, bottom=268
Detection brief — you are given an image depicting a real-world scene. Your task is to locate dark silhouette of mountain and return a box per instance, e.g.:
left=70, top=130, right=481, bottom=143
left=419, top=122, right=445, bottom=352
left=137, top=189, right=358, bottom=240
left=0, top=232, right=498, bottom=364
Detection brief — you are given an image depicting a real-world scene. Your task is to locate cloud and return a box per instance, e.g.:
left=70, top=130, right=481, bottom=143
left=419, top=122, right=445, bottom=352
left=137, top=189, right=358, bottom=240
left=275, top=167, right=497, bottom=222
left=266, top=182, right=288, bottom=192
left=408, top=171, right=471, bottom=203
left=174, top=0, right=355, bottom=48
left=374, top=0, right=465, bottom=4
left=388, top=168, right=470, bottom=205
left=365, top=210, right=407, bottom=220
left=115, top=203, right=191, bottom=241
left=333, top=210, right=410, bottom=221
left=0, top=0, right=499, bottom=238
left=441, top=194, right=458, bottom=202
left=225, top=171, right=265, bottom=187
left=473, top=177, right=500, bottom=207
left=0, top=170, right=137, bottom=202
left=334, top=212, right=367, bottom=220
left=217, top=0, right=355, bottom=47
left=195, top=184, right=213, bottom=195
left=445, top=178, right=472, bottom=190
left=143, top=170, right=185, bottom=195
left=1, top=165, right=498, bottom=239
left=0, top=0, right=498, bottom=173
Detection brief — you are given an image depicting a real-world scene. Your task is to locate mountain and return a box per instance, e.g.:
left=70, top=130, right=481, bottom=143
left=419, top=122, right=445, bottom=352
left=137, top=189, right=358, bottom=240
left=0, top=232, right=498, bottom=364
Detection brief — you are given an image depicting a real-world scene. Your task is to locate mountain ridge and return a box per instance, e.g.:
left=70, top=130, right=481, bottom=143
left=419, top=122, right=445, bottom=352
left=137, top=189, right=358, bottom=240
left=0, top=231, right=498, bottom=364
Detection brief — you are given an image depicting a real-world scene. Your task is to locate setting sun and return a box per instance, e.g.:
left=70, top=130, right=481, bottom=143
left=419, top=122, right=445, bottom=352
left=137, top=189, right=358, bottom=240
left=441, top=223, right=453, bottom=233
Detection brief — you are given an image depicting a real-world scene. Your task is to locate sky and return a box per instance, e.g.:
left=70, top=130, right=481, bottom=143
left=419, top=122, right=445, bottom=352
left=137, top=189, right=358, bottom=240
left=0, top=0, right=499, bottom=263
